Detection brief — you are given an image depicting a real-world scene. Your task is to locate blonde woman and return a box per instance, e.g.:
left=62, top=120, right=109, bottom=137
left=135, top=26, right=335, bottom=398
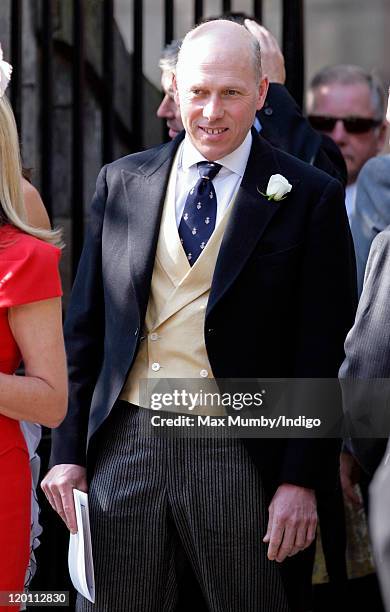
left=20, top=175, right=52, bottom=588
left=0, top=48, right=67, bottom=603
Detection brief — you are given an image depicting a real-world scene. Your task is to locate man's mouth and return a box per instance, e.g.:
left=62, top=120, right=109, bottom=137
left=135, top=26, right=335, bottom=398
left=199, top=127, right=228, bottom=135
left=167, top=124, right=180, bottom=139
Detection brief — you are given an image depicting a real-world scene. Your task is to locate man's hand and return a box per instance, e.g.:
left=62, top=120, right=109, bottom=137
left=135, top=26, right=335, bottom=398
left=340, top=451, right=362, bottom=507
left=263, top=483, right=317, bottom=562
left=244, top=20, right=286, bottom=84
left=41, top=464, right=88, bottom=534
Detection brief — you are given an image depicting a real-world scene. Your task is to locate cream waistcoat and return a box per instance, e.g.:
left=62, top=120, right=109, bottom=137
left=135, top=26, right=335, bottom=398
left=120, top=153, right=237, bottom=411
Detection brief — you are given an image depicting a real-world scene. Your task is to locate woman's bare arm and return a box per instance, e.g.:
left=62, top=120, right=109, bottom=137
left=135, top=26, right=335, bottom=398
left=0, top=297, right=67, bottom=427
left=22, top=177, right=51, bottom=230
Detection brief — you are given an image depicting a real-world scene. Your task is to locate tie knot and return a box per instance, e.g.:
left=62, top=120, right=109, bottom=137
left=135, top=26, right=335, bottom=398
left=197, top=161, right=222, bottom=181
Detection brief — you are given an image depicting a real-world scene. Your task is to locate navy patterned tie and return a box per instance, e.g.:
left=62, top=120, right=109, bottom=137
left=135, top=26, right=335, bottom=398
left=179, top=161, right=222, bottom=265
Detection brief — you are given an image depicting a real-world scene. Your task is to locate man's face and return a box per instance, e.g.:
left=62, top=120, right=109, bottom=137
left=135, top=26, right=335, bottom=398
left=156, top=69, right=184, bottom=139
left=308, top=82, right=386, bottom=184
left=174, top=31, right=268, bottom=161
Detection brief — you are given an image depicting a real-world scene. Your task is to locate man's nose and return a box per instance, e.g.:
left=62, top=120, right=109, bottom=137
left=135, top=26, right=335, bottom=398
left=203, top=96, right=224, bottom=121
left=157, top=95, right=174, bottom=119
left=330, top=119, right=348, bottom=145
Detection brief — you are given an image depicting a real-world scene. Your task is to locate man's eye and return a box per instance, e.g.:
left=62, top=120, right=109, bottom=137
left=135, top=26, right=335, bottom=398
left=226, top=90, right=238, bottom=96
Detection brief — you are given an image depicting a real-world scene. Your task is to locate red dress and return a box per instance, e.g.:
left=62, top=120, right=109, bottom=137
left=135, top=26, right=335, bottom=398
left=0, top=224, right=61, bottom=604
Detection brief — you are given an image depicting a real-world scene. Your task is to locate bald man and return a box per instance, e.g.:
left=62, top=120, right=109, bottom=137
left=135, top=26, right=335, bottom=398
left=43, top=19, right=356, bottom=612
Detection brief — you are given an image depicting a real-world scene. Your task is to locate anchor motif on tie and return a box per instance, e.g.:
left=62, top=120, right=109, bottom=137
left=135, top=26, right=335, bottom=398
left=179, top=161, right=221, bottom=266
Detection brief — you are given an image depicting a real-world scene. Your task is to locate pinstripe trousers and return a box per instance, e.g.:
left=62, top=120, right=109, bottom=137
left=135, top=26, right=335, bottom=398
left=77, top=402, right=289, bottom=612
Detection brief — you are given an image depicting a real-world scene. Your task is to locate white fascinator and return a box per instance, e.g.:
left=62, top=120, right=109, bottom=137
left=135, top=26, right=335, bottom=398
left=0, top=43, right=12, bottom=98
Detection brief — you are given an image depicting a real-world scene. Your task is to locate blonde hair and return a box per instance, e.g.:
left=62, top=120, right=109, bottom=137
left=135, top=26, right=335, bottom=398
left=0, top=95, right=63, bottom=246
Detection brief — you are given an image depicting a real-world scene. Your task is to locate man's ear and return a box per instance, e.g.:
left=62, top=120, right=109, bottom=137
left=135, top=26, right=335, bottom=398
left=377, top=121, right=388, bottom=153
left=256, top=76, right=269, bottom=111
left=172, top=74, right=180, bottom=108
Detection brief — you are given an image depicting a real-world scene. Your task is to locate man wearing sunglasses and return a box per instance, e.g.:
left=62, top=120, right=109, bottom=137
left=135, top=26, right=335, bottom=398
left=307, top=65, right=387, bottom=222
left=339, top=91, right=390, bottom=610
left=308, top=64, right=387, bottom=608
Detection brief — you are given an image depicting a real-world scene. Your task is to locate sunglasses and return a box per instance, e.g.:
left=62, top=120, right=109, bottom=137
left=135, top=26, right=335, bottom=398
left=308, top=115, right=382, bottom=134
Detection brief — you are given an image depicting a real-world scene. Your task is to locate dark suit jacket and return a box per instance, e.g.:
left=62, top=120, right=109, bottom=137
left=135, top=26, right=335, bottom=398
left=259, top=83, right=347, bottom=186
left=51, top=132, right=356, bottom=495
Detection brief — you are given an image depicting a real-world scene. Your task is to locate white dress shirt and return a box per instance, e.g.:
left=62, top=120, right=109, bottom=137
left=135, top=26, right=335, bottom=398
left=174, top=131, right=253, bottom=228
left=345, top=182, right=357, bottom=222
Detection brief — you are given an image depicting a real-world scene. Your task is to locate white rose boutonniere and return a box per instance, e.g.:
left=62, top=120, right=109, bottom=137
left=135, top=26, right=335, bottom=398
left=0, top=44, right=12, bottom=99
left=259, top=174, right=292, bottom=202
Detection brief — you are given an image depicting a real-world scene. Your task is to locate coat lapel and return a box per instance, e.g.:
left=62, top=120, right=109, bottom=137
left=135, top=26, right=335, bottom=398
left=121, top=135, right=183, bottom=320
left=121, top=131, right=288, bottom=322
left=207, top=134, right=283, bottom=315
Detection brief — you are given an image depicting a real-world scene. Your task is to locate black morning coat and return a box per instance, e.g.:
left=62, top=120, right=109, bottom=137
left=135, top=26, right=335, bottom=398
left=51, top=125, right=357, bottom=498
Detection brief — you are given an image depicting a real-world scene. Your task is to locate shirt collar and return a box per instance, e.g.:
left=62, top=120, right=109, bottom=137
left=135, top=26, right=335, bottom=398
left=180, top=130, right=253, bottom=178
left=253, top=115, right=262, bottom=133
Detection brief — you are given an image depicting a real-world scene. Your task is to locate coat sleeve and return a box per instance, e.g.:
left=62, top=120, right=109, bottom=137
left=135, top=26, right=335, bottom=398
left=369, top=440, right=390, bottom=611
left=339, top=230, right=390, bottom=473
left=278, top=177, right=357, bottom=492
left=50, top=165, right=108, bottom=467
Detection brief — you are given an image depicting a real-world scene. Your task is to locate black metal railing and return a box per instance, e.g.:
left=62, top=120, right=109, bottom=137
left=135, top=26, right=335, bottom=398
left=283, top=0, right=304, bottom=108
left=71, top=1, right=86, bottom=274
left=165, top=0, right=174, bottom=46
left=194, top=0, right=204, bottom=24
left=40, top=0, right=54, bottom=220
left=10, top=0, right=22, bottom=133
left=132, top=0, right=144, bottom=152
left=102, top=0, right=114, bottom=165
